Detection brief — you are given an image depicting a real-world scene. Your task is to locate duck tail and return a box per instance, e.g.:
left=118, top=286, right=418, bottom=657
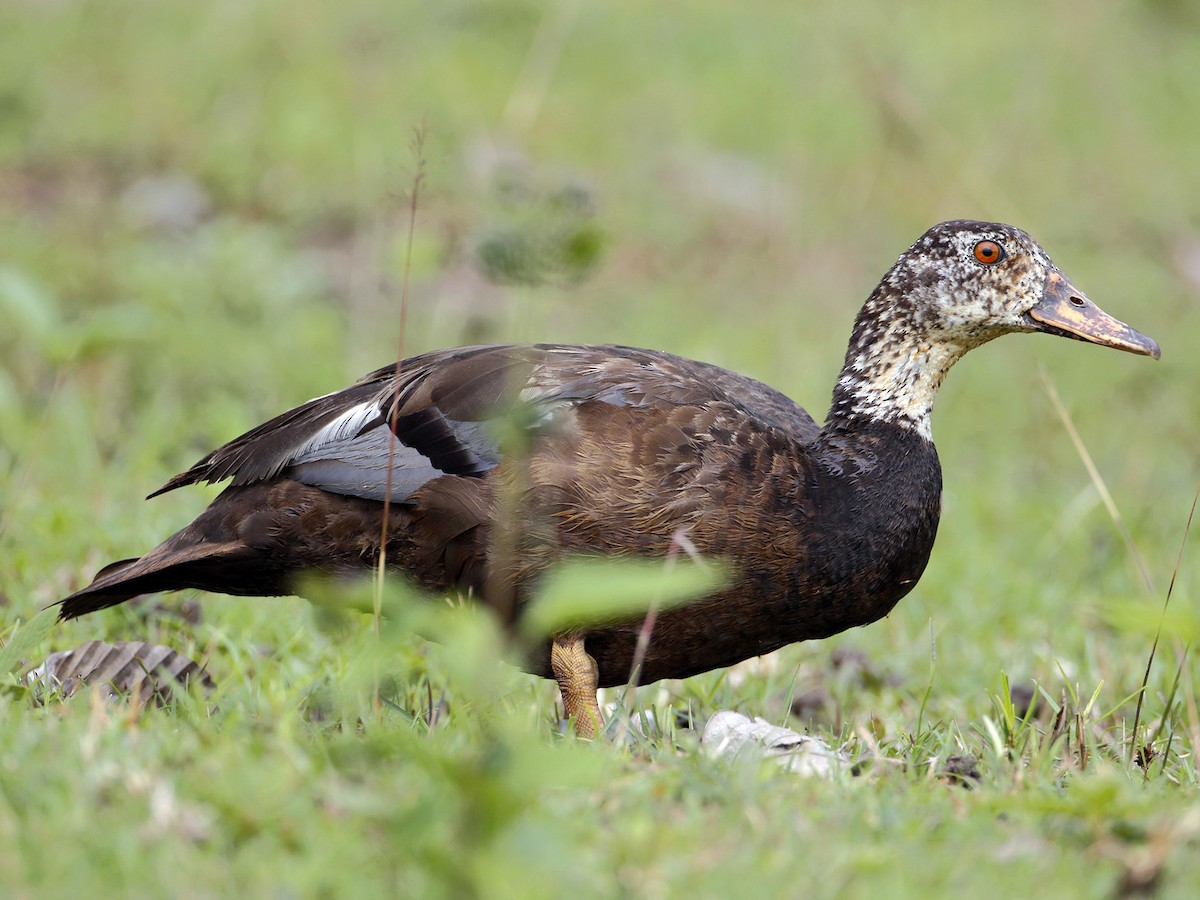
left=56, top=483, right=298, bottom=620
left=57, top=535, right=265, bottom=620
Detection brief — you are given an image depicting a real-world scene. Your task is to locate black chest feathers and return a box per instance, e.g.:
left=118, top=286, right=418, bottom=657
left=543, top=419, right=943, bottom=687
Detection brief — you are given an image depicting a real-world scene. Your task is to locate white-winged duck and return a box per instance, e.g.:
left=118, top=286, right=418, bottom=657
left=59, top=221, right=1160, bottom=736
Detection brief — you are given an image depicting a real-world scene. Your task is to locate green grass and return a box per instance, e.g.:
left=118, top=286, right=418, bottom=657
left=2, top=0, right=1200, bottom=896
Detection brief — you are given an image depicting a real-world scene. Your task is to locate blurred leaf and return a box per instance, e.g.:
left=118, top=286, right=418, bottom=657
left=302, top=574, right=448, bottom=635
left=493, top=733, right=606, bottom=794
left=425, top=605, right=508, bottom=700
left=0, top=267, right=60, bottom=349
left=0, top=269, right=149, bottom=366
left=302, top=574, right=514, bottom=716
left=521, top=555, right=727, bottom=639
left=0, top=367, right=19, bottom=416
left=72, top=305, right=159, bottom=358
left=1102, top=598, right=1200, bottom=643
left=0, top=608, right=58, bottom=677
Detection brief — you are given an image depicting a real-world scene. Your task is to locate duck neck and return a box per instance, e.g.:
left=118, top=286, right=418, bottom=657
left=792, top=414, right=944, bottom=638
left=825, top=312, right=979, bottom=440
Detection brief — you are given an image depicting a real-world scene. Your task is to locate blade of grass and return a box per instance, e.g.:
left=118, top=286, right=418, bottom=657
left=1038, top=366, right=1194, bottom=769
left=914, top=619, right=936, bottom=735
left=1131, top=483, right=1199, bottom=766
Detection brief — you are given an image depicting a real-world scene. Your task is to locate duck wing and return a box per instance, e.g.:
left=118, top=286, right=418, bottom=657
left=150, top=344, right=820, bottom=506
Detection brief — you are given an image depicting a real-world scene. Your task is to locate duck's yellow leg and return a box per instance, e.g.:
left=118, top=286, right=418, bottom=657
left=551, top=633, right=602, bottom=739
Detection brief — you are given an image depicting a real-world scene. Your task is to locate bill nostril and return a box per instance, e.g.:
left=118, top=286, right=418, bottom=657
left=1068, top=295, right=1087, bottom=308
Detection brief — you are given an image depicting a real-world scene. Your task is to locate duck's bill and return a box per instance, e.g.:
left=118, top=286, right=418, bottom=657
left=1027, top=271, right=1160, bottom=359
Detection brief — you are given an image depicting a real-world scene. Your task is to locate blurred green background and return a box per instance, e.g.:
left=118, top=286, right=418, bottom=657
left=1, top=1, right=1199, bottom=896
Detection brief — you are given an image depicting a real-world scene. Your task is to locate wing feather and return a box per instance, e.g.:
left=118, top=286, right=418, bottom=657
left=149, top=343, right=820, bottom=505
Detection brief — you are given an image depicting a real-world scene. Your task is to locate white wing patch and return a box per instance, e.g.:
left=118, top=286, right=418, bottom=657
left=288, top=401, right=440, bottom=501
left=283, top=371, right=603, bottom=502
left=289, top=422, right=441, bottom=502
left=292, top=401, right=382, bottom=460
left=285, top=400, right=510, bottom=502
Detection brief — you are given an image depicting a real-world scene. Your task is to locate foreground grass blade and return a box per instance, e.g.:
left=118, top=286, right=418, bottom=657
left=0, top=608, right=58, bottom=677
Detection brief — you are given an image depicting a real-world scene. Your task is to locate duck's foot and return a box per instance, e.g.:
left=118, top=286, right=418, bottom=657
left=550, top=633, right=601, bottom=739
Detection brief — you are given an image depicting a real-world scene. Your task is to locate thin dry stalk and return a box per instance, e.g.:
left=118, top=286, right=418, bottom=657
left=0, top=370, right=64, bottom=543
left=370, top=123, right=428, bottom=720
left=502, top=0, right=582, bottom=136
left=608, top=528, right=704, bottom=741
left=1038, top=365, right=1155, bottom=596
left=375, top=122, right=428, bottom=616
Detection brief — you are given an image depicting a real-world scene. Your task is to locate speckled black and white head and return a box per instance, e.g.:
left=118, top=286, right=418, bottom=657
left=828, top=220, right=1160, bottom=439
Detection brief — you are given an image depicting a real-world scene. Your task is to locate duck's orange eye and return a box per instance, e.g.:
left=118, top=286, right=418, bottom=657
left=973, top=240, right=1004, bottom=265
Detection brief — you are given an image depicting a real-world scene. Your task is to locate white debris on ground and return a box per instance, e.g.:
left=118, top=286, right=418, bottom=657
left=701, top=711, right=850, bottom=778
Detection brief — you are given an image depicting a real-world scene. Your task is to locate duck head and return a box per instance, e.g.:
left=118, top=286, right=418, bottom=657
left=831, top=220, right=1160, bottom=437
left=893, top=220, right=1160, bottom=357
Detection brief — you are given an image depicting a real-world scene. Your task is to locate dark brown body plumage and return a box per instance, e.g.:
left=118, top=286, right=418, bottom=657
left=60, top=344, right=940, bottom=687
left=59, top=221, right=1159, bottom=700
